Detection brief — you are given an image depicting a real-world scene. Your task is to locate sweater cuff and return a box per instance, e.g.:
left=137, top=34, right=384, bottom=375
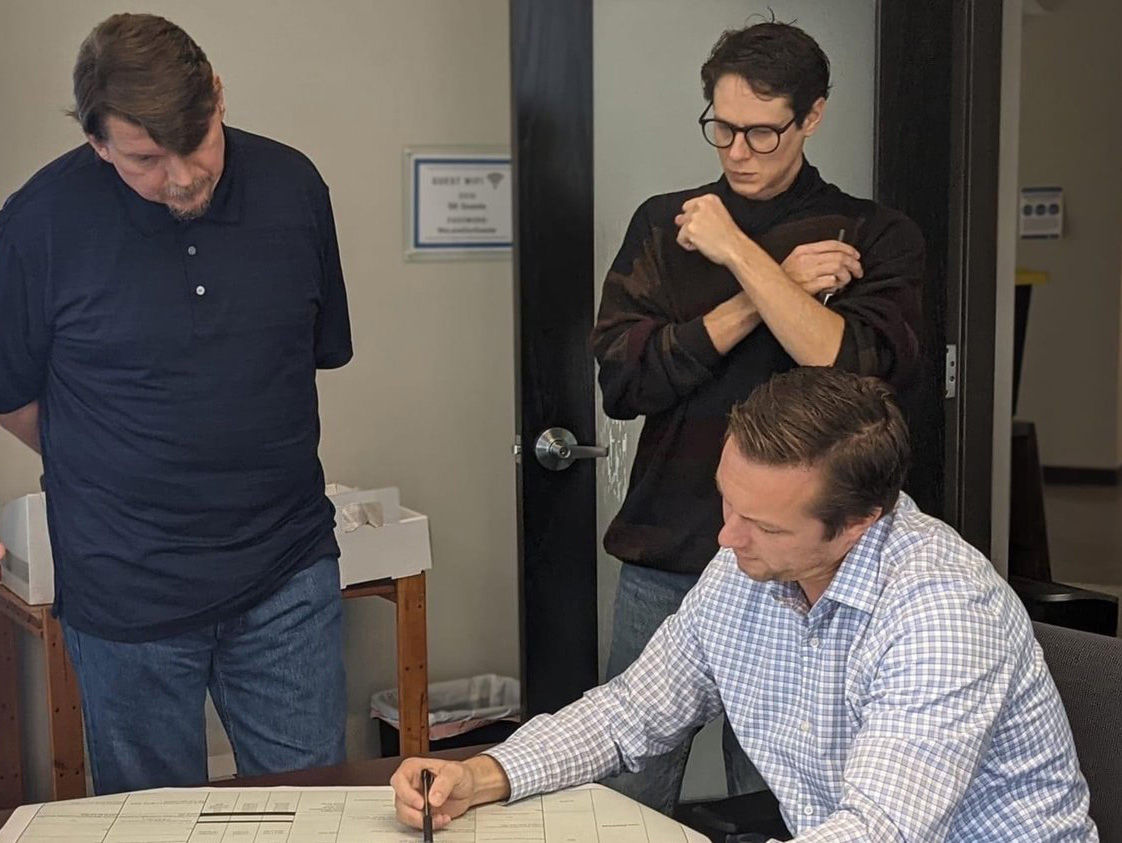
left=676, top=315, right=723, bottom=372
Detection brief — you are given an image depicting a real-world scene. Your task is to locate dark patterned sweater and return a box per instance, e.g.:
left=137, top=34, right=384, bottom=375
left=591, top=161, right=925, bottom=575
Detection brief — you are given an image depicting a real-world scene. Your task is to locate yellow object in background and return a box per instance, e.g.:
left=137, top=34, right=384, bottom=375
left=1015, top=268, right=1050, bottom=285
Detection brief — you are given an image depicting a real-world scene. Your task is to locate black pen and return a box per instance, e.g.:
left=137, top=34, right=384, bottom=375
left=421, top=768, right=435, bottom=842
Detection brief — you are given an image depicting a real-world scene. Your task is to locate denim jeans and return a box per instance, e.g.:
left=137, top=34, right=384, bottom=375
left=62, top=555, right=347, bottom=795
left=600, top=562, right=766, bottom=815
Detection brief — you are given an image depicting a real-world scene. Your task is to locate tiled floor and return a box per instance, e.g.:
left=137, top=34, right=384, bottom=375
left=1043, top=483, right=1122, bottom=633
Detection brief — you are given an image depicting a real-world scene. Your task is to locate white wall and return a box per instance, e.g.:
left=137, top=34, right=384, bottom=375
left=1016, top=0, right=1122, bottom=469
left=593, top=0, right=877, bottom=800
left=0, top=0, right=517, bottom=799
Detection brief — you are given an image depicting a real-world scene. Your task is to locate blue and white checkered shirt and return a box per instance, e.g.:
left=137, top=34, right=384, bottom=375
left=488, top=494, right=1097, bottom=841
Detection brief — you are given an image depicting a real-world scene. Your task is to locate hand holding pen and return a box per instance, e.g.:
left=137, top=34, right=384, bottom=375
left=780, top=226, right=863, bottom=303
left=422, top=768, right=434, bottom=842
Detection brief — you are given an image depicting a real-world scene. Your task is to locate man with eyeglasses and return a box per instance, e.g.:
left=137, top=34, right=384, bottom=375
left=588, top=21, right=927, bottom=815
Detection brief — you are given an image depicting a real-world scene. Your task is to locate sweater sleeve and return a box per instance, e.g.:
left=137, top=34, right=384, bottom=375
left=831, top=209, right=925, bottom=389
left=591, top=201, right=724, bottom=420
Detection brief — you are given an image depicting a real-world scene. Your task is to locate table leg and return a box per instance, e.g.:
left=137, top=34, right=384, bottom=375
left=41, top=615, right=86, bottom=800
left=395, top=573, right=429, bottom=755
left=0, top=613, right=22, bottom=808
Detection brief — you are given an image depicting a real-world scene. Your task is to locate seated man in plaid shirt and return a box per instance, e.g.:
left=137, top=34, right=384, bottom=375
left=391, top=368, right=1097, bottom=842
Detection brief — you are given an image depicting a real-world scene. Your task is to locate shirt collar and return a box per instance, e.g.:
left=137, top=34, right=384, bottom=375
left=817, top=493, right=914, bottom=614
left=114, top=124, right=244, bottom=236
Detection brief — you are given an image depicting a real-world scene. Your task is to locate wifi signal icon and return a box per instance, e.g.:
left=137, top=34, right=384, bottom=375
left=487, top=171, right=505, bottom=189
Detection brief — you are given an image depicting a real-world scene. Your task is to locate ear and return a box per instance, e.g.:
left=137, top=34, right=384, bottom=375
left=837, top=506, right=881, bottom=547
left=214, top=74, right=226, bottom=118
left=800, top=97, right=827, bottom=138
left=86, top=134, right=111, bottom=163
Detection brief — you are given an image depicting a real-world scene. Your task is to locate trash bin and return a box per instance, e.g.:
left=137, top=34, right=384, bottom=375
left=371, top=673, right=521, bottom=757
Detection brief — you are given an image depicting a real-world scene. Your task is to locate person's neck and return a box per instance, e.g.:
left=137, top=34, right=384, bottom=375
left=798, top=555, right=845, bottom=607
left=798, top=577, right=831, bottom=607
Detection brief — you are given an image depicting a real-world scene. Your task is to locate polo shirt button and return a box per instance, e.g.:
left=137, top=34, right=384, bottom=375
left=809, top=636, right=820, bottom=649
left=195, top=285, right=206, bottom=296
left=804, top=805, right=814, bottom=817
left=187, top=245, right=197, bottom=256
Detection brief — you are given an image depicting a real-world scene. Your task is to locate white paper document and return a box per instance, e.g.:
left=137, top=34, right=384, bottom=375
left=1, top=783, right=706, bottom=842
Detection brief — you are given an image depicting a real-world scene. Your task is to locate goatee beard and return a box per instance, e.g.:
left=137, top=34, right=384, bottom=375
left=167, top=195, right=212, bottom=221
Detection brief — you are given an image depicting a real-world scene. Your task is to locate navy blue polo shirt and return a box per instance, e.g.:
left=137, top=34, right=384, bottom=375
left=0, top=126, right=352, bottom=641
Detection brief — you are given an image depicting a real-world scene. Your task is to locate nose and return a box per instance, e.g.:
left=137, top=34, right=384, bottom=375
left=727, top=131, right=754, bottom=162
left=164, top=155, right=195, bottom=189
left=718, top=515, right=751, bottom=551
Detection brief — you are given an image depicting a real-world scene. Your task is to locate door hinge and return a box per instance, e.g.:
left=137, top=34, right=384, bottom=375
left=945, top=344, right=958, bottom=399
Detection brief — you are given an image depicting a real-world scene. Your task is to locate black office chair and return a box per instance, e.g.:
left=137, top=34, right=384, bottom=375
left=1033, top=621, right=1122, bottom=841
left=677, top=789, right=790, bottom=843
left=1009, top=422, right=1118, bottom=636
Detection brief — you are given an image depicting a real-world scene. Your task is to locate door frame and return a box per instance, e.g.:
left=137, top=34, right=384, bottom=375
left=510, top=0, right=598, bottom=717
left=510, top=0, right=1003, bottom=714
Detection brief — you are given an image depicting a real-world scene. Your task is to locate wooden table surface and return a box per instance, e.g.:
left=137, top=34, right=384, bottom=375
left=0, top=745, right=489, bottom=829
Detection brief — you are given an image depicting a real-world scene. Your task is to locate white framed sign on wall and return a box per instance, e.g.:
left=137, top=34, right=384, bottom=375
left=403, top=147, right=513, bottom=261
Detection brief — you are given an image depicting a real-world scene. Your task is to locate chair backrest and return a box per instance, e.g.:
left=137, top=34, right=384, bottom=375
left=1033, top=621, right=1122, bottom=841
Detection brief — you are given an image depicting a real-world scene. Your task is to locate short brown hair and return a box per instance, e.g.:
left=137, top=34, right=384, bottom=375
left=70, top=13, right=217, bottom=155
left=700, top=21, right=830, bottom=126
left=727, top=368, right=910, bottom=538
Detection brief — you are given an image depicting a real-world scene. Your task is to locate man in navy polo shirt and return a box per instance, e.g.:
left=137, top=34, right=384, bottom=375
left=0, top=13, right=352, bottom=794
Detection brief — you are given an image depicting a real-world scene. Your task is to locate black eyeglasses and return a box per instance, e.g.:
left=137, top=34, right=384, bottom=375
left=698, top=103, right=796, bottom=154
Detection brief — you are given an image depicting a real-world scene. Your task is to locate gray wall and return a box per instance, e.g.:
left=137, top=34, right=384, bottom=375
left=0, top=0, right=518, bottom=798
left=1016, top=0, right=1122, bottom=469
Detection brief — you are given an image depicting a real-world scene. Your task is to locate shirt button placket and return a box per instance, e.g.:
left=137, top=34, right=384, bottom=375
left=186, top=244, right=206, bottom=298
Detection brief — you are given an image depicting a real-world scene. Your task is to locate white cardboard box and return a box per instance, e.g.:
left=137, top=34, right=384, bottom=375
left=327, top=484, right=433, bottom=586
left=0, top=492, right=53, bottom=605
left=0, top=485, right=431, bottom=606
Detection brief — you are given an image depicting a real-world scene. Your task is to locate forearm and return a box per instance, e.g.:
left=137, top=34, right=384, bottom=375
left=487, top=606, right=721, bottom=803
left=465, top=754, right=512, bottom=807
left=702, top=292, right=761, bottom=355
left=593, top=317, right=723, bottom=418
left=484, top=691, right=628, bottom=802
left=728, top=242, right=845, bottom=366
left=0, top=400, right=41, bottom=454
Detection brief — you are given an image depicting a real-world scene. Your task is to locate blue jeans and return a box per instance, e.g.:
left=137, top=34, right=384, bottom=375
left=62, top=555, right=347, bottom=795
left=600, top=562, right=766, bottom=815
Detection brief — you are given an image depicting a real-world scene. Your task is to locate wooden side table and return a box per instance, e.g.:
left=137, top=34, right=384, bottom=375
left=0, top=571, right=429, bottom=809
left=342, top=574, right=430, bottom=756
left=0, top=588, right=84, bottom=808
